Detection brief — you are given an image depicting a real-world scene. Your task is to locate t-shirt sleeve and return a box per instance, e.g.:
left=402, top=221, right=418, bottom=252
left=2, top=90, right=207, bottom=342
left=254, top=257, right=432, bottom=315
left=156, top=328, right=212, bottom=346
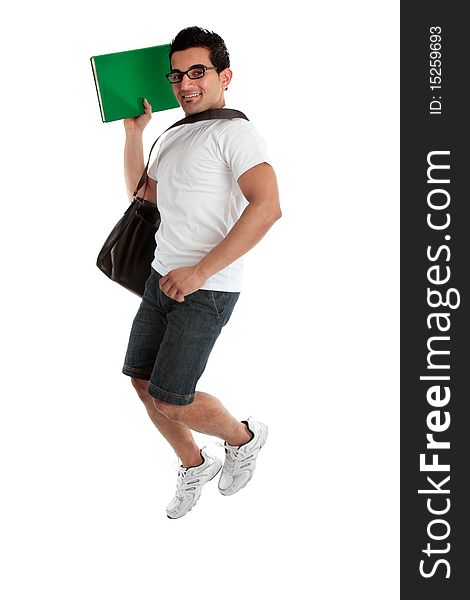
left=217, top=120, right=271, bottom=181
left=147, top=152, right=159, bottom=181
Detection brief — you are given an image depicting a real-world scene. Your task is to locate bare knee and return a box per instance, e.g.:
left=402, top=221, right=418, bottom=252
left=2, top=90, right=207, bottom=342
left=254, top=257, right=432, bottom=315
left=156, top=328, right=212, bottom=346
left=130, top=378, right=174, bottom=417
left=130, top=378, right=188, bottom=420
left=131, top=377, right=150, bottom=401
left=151, top=398, right=180, bottom=420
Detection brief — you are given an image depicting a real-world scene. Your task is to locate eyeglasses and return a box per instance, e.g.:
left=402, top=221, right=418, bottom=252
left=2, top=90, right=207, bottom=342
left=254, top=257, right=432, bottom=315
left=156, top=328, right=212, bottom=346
left=165, top=64, right=219, bottom=84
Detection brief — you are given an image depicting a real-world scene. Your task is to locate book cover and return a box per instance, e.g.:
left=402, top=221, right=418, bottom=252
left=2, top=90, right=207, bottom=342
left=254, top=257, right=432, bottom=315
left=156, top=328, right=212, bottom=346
left=90, top=43, right=180, bottom=123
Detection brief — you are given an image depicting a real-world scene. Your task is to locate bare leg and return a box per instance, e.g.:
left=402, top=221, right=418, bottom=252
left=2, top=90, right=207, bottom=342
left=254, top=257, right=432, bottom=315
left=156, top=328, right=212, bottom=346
left=153, top=390, right=253, bottom=447
left=131, top=378, right=203, bottom=468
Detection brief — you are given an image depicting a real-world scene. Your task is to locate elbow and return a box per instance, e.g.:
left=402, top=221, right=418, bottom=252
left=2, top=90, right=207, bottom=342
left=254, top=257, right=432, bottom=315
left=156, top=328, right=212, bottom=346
left=270, top=207, right=282, bottom=223
left=250, top=198, right=282, bottom=225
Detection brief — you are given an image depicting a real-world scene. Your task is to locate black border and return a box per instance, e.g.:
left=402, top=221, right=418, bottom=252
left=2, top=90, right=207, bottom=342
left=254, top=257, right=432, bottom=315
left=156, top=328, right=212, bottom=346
left=401, top=3, right=469, bottom=597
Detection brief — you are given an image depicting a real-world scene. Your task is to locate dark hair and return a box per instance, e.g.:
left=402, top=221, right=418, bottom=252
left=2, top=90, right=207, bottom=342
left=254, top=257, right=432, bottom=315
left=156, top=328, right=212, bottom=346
left=169, top=26, right=230, bottom=71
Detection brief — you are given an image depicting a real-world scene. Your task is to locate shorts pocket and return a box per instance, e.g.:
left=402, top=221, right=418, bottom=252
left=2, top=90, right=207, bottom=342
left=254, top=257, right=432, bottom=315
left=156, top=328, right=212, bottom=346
left=185, top=289, right=239, bottom=321
left=210, top=290, right=240, bottom=324
left=186, top=289, right=222, bottom=319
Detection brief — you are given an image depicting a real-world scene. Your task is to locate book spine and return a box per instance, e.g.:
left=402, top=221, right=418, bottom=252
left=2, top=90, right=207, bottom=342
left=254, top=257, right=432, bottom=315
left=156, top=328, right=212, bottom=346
left=90, top=57, right=106, bottom=123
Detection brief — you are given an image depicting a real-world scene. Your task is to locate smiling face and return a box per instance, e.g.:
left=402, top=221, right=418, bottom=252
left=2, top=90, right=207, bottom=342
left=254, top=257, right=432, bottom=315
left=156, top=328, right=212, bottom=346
left=169, top=47, right=232, bottom=115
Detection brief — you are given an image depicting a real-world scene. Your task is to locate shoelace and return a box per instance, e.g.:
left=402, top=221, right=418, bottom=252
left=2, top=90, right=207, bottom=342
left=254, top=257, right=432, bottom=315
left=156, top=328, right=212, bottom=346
left=216, top=442, right=254, bottom=474
left=177, top=469, right=201, bottom=494
left=171, top=462, right=202, bottom=495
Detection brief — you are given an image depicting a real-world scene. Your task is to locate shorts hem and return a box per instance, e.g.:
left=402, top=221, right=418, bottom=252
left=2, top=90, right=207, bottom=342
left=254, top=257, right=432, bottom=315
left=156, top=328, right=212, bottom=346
left=147, top=382, right=194, bottom=406
left=122, top=365, right=152, bottom=380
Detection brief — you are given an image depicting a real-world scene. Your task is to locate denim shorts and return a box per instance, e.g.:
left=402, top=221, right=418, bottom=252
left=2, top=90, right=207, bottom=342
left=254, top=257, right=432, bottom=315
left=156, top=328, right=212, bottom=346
left=122, top=268, right=240, bottom=405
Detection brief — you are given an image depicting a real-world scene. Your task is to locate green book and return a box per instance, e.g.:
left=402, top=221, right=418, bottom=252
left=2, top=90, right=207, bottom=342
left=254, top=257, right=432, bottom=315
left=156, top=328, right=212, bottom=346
left=90, top=43, right=180, bottom=123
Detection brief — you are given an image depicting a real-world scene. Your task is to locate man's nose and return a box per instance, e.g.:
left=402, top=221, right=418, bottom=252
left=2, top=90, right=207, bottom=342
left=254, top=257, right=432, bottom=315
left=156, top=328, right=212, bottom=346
left=180, top=73, right=195, bottom=86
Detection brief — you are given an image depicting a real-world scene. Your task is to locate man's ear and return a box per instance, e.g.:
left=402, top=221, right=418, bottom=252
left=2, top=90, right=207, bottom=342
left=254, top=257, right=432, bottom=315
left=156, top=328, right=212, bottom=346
left=219, top=68, right=232, bottom=90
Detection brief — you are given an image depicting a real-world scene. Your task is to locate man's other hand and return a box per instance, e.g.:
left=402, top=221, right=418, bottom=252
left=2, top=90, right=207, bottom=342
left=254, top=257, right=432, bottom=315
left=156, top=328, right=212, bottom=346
left=159, top=265, right=208, bottom=302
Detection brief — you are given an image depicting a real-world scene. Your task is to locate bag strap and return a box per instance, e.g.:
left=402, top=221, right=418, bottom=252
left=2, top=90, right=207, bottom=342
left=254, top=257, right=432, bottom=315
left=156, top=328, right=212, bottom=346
left=133, top=108, right=249, bottom=197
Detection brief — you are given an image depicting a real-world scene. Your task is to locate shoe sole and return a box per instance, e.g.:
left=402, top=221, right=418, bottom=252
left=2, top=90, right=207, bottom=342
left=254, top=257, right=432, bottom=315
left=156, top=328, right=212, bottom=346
left=219, top=424, right=268, bottom=496
left=167, top=461, right=222, bottom=519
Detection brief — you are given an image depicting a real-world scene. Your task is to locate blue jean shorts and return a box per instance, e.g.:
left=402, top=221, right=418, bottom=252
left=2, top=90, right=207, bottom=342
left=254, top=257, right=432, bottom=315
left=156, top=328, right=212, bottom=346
left=122, top=268, right=240, bottom=405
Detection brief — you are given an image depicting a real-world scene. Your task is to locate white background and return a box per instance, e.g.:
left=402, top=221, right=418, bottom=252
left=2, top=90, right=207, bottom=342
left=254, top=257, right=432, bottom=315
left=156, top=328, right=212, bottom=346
left=1, top=1, right=399, bottom=598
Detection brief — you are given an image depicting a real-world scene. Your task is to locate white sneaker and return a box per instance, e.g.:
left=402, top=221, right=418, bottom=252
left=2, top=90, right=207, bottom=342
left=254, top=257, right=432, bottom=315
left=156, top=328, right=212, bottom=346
left=218, top=417, right=268, bottom=496
left=166, top=448, right=222, bottom=519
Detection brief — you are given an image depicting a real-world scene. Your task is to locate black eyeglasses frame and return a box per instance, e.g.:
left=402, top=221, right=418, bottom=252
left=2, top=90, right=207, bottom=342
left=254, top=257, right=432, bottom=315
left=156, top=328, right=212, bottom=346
left=165, top=64, right=219, bottom=84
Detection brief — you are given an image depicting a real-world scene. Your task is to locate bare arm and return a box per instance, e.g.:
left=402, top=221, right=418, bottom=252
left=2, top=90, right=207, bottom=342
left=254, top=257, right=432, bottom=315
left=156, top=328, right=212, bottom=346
left=197, top=162, right=281, bottom=278
left=159, top=162, right=281, bottom=301
left=123, top=98, right=156, bottom=203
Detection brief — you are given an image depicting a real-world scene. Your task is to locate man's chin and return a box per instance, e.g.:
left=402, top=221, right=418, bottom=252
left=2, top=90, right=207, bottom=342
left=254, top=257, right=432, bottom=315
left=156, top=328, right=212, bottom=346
left=183, top=104, right=208, bottom=116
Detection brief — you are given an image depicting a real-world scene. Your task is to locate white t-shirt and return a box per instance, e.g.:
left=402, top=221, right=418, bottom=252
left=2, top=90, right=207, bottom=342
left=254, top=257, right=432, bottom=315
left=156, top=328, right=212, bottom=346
left=147, top=117, right=270, bottom=292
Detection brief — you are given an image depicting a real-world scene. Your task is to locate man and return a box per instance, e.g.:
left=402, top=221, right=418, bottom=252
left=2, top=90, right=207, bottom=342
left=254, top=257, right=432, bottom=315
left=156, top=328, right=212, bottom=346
left=122, top=26, right=281, bottom=519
